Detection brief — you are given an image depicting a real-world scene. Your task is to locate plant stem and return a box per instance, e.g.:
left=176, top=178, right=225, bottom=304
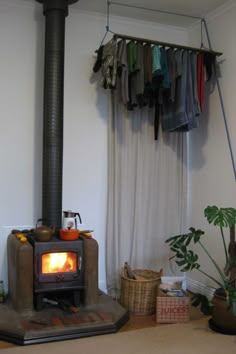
left=197, top=269, right=223, bottom=288
left=220, top=226, right=229, bottom=264
left=169, top=255, right=175, bottom=261
left=199, top=240, right=226, bottom=283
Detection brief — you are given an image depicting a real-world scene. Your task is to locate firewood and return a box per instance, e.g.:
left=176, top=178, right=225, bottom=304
left=124, top=262, right=136, bottom=280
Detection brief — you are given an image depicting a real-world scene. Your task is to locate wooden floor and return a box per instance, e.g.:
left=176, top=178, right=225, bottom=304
left=0, top=301, right=204, bottom=349
left=120, top=300, right=204, bottom=332
left=0, top=340, right=16, bottom=349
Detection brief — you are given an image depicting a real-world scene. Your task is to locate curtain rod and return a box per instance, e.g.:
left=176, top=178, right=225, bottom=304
left=114, top=33, right=222, bottom=56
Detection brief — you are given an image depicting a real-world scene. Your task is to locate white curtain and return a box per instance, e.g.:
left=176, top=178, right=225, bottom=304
left=106, top=92, right=188, bottom=296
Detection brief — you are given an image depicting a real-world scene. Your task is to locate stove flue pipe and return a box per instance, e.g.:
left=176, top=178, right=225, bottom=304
left=36, top=0, right=79, bottom=229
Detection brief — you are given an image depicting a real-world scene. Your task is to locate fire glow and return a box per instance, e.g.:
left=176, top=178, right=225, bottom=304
left=42, top=252, right=77, bottom=273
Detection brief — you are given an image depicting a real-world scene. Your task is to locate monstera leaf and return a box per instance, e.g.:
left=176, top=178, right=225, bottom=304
left=191, top=293, right=214, bottom=315
left=166, top=228, right=204, bottom=272
left=166, top=228, right=204, bottom=255
left=204, top=206, right=236, bottom=227
left=175, top=249, right=200, bottom=272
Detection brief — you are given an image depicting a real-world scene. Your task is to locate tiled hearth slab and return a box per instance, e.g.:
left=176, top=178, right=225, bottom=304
left=0, top=292, right=129, bottom=345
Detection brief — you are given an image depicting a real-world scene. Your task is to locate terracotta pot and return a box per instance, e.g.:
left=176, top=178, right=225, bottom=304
left=59, top=229, right=79, bottom=241
left=211, top=294, right=236, bottom=331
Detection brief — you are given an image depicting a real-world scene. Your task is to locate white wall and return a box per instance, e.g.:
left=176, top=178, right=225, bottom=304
left=188, top=1, right=236, bottom=286
left=0, top=0, right=188, bottom=291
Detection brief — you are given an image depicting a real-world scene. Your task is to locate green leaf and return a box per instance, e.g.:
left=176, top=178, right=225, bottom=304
left=166, top=228, right=203, bottom=275
left=176, top=260, right=186, bottom=266
left=192, top=297, right=201, bottom=307
left=170, top=247, right=178, bottom=252
left=184, top=235, right=193, bottom=246
left=204, top=206, right=236, bottom=227
left=181, top=266, right=190, bottom=272
left=166, top=234, right=182, bottom=243
left=191, top=294, right=213, bottom=315
left=188, top=250, right=194, bottom=258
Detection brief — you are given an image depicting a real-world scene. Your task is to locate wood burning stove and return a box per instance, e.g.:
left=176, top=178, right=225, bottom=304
left=27, top=235, right=85, bottom=310
left=7, top=232, right=99, bottom=314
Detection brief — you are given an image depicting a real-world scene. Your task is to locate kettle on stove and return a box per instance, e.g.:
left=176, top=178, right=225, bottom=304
left=62, top=210, right=82, bottom=230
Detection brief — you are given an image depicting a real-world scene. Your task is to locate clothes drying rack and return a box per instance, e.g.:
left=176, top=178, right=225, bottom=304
left=112, top=33, right=222, bottom=56
left=100, top=1, right=236, bottom=180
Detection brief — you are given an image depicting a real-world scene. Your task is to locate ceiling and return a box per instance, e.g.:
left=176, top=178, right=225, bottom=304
left=74, top=0, right=230, bottom=27
left=19, top=0, right=230, bottom=27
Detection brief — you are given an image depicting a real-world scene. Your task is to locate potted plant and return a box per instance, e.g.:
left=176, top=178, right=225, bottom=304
left=165, top=206, right=236, bottom=334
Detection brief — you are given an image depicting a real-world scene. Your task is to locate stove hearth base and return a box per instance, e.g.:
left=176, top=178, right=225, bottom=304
left=0, top=291, right=129, bottom=346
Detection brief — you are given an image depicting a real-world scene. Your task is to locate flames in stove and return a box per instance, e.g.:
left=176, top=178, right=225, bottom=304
left=42, top=252, right=77, bottom=273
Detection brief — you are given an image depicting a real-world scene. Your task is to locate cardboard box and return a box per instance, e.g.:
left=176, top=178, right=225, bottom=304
left=156, top=289, right=189, bottom=323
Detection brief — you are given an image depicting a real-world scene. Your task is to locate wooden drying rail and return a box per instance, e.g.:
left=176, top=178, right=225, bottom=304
left=113, top=33, right=222, bottom=56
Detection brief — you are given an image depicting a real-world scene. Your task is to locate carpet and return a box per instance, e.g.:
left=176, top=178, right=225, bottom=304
left=1, top=318, right=235, bottom=354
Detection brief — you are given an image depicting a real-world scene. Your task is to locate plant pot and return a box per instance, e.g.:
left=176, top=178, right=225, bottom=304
left=210, top=294, right=236, bottom=333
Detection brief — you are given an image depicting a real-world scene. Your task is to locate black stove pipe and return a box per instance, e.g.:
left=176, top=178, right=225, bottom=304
left=36, top=0, right=78, bottom=229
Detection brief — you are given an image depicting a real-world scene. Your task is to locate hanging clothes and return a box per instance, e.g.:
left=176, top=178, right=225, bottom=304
left=190, top=52, right=201, bottom=117
left=100, top=37, right=118, bottom=89
left=159, top=47, right=170, bottom=89
left=127, top=41, right=146, bottom=109
left=93, top=35, right=217, bottom=140
left=143, top=44, right=152, bottom=84
left=127, top=41, right=137, bottom=72
left=184, top=50, right=198, bottom=131
left=161, top=50, right=188, bottom=132
left=151, top=46, right=163, bottom=140
left=166, top=48, right=177, bottom=103
left=152, top=45, right=161, bottom=74
left=93, top=45, right=104, bottom=73
left=203, top=52, right=215, bottom=81
left=197, top=53, right=204, bottom=112
left=135, top=42, right=145, bottom=107
left=161, top=50, right=201, bottom=132
left=116, top=39, right=129, bottom=105
left=143, top=44, right=154, bottom=108
left=175, top=50, right=182, bottom=77
left=152, top=47, right=171, bottom=139
left=127, top=41, right=138, bottom=110
left=152, top=45, right=163, bottom=91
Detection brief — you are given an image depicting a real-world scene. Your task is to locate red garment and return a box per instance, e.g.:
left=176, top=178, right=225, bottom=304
left=197, top=53, right=204, bottom=112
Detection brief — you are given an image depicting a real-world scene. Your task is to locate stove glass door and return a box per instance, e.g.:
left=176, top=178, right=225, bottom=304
left=42, top=252, right=77, bottom=273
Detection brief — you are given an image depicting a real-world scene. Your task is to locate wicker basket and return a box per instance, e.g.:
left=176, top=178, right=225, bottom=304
left=120, top=269, right=162, bottom=315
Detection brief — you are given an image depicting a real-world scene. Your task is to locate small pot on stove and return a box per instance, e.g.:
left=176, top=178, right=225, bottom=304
left=34, top=218, right=54, bottom=242
left=59, top=228, right=79, bottom=241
